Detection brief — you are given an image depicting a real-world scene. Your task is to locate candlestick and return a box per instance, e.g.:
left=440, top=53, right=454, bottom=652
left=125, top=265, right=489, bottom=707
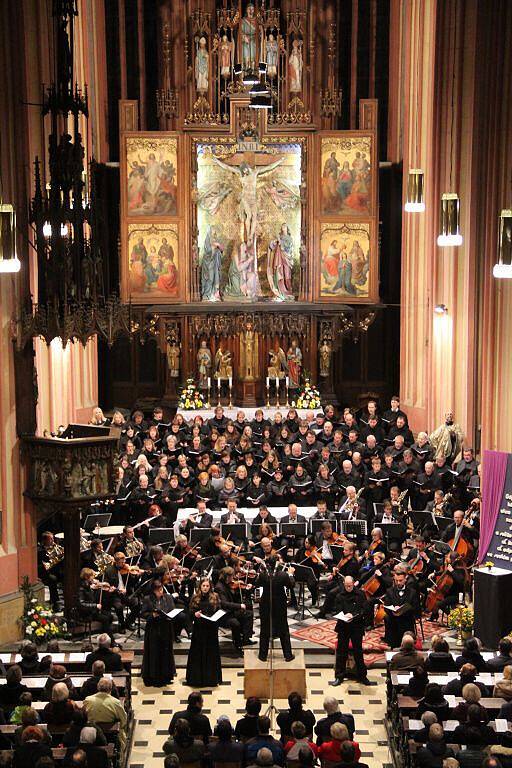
left=285, top=379, right=289, bottom=407
left=228, top=380, right=233, bottom=409
left=266, top=376, right=269, bottom=388
left=229, top=376, right=233, bottom=388
left=206, top=383, right=211, bottom=409
left=275, top=376, right=280, bottom=408
left=266, top=380, right=270, bottom=408
left=207, top=376, right=211, bottom=388
left=217, top=376, right=221, bottom=406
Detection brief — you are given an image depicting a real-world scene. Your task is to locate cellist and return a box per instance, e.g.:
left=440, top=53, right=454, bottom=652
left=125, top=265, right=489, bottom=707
left=427, top=551, right=466, bottom=622
left=405, top=535, right=436, bottom=597
left=441, top=509, right=477, bottom=564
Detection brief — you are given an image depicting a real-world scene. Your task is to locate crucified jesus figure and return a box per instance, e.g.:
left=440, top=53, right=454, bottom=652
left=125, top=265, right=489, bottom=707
left=211, top=155, right=284, bottom=240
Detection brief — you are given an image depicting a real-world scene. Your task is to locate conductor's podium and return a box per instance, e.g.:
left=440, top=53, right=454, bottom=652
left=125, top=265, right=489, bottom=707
left=244, top=649, right=307, bottom=699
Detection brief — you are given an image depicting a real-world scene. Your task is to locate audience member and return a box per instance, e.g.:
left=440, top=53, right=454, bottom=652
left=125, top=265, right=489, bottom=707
left=403, top=666, right=430, bottom=698
left=80, top=661, right=120, bottom=700
left=276, top=692, right=315, bottom=742
left=337, top=741, right=369, bottom=768
left=283, top=721, right=318, bottom=761
left=43, top=664, right=76, bottom=702
left=162, top=718, right=206, bottom=762
left=452, top=684, right=489, bottom=724
left=415, top=724, right=455, bottom=768
left=488, top=731, right=512, bottom=768
left=207, top=719, right=246, bottom=764
left=245, top=716, right=285, bottom=766
left=413, top=712, right=438, bottom=744
left=417, top=684, right=450, bottom=721
left=317, top=722, right=360, bottom=763
left=443, top=664, right=487, bottom=697
left=454, top=638, right=487, bottom=673
left=18, top=643, right=40, bottom=675
left=168, top=692, right=212, bottom=743
left=389, top=634, right=424, bottom=671
left=235, top=697, right=262, bottom=741
left=0, top=666, right=28, bottom=718
left=452, top=705, right=497, bottom=746
left=13, top=726, right=52, bottom=768
left=64, top=726, right=109, bottom=768
left=425, top=638, right=457, bottom=673
left=10, top=692, right=35, bottom=725
left=493, top=665, right=512, bottom=700
left=247, top=746, right=281, bottom=768
left=84, top=678, right=127, bottom=752
left=85, top=635, right=123, bottom=672
left=62, top=710, right=107, bottom=749
left=42, top=682, right=75, bottom=725
left=314, top=696, right=355, bottom=744
left=487, top=640, right=512, bottom=672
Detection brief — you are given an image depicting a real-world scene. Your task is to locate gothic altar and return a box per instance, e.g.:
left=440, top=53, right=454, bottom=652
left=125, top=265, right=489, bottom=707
left=118, top=1, right=381, bottom=407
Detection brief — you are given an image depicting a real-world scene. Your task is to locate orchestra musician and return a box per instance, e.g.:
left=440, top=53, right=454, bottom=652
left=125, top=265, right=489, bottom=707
left=316, top=541, right=360, bottom=619
left=102, top=552, right=142, bottom=632
left=77, top=567, right=114, bottom=640
left=280, top=503, right=307, bottom=552
left=250, top=505, right=277, bottom=540
left=214, top=567, right=255, bottom=656
left=360, top=527, right=387, bottom=566
left=176, top=500, right=214, bottom=538
left=311, top=499, right=336, bottom=522
left=441, top=509, right=478, bottom=564
left=427, top=551, right=467, bottom=622
left=113, top=525, right=144, bottom=559
left=358, top=551, right=393, bottom=608
left=80, top=538, right=114, bottom=573
left=37, top=532, right=64, bottom=611
left=220, top=499, right=246, bottom=525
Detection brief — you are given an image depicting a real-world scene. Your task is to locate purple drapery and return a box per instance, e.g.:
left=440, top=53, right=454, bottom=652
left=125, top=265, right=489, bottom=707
left=477, top=449, right=509, bottom=563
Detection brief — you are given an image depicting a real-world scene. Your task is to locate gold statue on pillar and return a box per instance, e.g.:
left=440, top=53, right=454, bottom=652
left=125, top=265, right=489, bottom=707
left=240, top=321, right=259, bottom=381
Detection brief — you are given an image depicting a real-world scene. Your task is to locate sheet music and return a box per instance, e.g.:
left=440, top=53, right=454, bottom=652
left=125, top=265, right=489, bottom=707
left=199, top=609, right=226, bottom=622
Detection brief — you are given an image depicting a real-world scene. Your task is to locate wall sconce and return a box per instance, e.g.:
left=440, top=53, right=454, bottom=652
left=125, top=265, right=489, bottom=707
left=493, top=208, right=512, bottom=279
left=434, top=303, right=448, bottom=315
left=0, top=204, right=21, bottom=273
left=404, top=169, right=425, bottom=212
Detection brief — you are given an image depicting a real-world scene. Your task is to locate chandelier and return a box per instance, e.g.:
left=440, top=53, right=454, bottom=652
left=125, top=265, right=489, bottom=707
left=24, top=0, right=130, bottom=348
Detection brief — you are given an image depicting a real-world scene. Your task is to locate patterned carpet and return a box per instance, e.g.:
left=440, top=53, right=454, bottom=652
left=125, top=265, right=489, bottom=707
left=291, top=618, right=449, bottom=665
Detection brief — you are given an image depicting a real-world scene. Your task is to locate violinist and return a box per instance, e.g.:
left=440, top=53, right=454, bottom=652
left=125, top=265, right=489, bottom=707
left=140, top=544, right=165, bottom=573
left=214, top=567, right=255, bottom=656
left=172, top=534, right=201, bottom=570
left=77, top=568, right=114, bottom=641
left=297, top=533, right=324, bottom=605
left=427, top=551, right=466, bottom=622
left=103, top=552, right=141, bottom=633
left=251, top=523, right=277, bottom=555
left=360, top=527, right=387, bottom=567
left=314, top=522, right=339, bottom=569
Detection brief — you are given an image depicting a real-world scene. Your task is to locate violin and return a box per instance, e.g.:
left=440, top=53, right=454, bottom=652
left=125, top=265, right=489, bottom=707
left=117, top=563, right=149, bottom=576
left=304, top=546, right=325, bottom=566
left=362, top=539, right=381, bottom=562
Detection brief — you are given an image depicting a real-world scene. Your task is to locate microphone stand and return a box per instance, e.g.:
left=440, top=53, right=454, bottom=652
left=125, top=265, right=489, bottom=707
left=258, top=558, right=278, bottom=727
left=127, top=574, right=155, bottom=640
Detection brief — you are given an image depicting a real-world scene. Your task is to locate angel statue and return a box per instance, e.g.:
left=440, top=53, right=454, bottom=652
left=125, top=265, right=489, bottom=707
left=210, top=154, right=284, bottom=241
left=214, top=346, right=233, bottom=380
left=268, top=347, right=287, bottom=380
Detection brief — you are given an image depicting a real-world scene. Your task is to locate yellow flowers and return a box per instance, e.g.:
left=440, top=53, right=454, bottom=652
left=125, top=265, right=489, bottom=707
left=448, top=606, right=474, bottom=630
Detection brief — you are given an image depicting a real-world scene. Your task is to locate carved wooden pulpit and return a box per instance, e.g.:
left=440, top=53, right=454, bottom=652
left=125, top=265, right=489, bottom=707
left=22, top=428, right=118, bottom=617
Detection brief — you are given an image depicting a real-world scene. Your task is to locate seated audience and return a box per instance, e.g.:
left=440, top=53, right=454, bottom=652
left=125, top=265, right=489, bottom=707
left=412, top=712, right=438, bottom=743
left=443, top=664, right=488, bottom=697
left=317, top=722, right=360, bottom=763
left=162, top=718, right=206, bottom=762
left=424, top=638, right=457, bottom=673
left=276, top=692, right=315, bottom=742
left=245, top=716, right=285, bottom=766
left=337, top=741, right=369, bottom=768
left=0, top=666, right=28, bottom=718
left=454, top=638, right=487, bottom=673
left=84, top=678, right=127, bottom=752
left=283, top=721, right=318, bottom=761
left=488, top=731, right=512, bottom=768
left=43, top=664, right=76, bottom=701
left=207, top=719, right=245, bottom=764
left=246, top=746, right=282, bottom=768
left=168, top=692, right=212, bottom=743
left=81, top=660, right=120, bottom=700
left=18, top=643, right=40, bottom=675
left=403, top=666, right=430, bottom=698
left=487, top=639, right=512, bottom=672
left=235, top=696, right=262, bottom=741
left=85, top=634, right=123, bottom=672
left=42, top=682, right=75, bottom=726
left=314, top=696, right=355, bottom=744
left=452, top=684, right=489, bottom=723
left=62, top=709, right=107, bottom=748
left=493, top=664, right=512, bottom=700
left=64, top=726, right=109, bottom=768
left=10, top=692, right=36, bottom=725
left=417, top=684, right=450, bottom=722
left=452, top=705, right=497, bottom=746
left=389, top=634, right=425, bottom=671
left=415, top=724, right=455, bottom=768
left=13, top=725, right=52, bottom=768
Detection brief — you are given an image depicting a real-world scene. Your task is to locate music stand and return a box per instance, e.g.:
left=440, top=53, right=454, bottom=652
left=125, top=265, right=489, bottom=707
left=83, top=513, right=112, bottom=533
left=148, top=527, right=174, bottom=545
left=434, top=516, right=453, bottom=533
left=220, top=523, right=247, bottom=543
left=310, top=518, right=332, bottom=534
left=290, top=563, right=316, bottom=621
left=431, top=539, right=451, bottom=556
left=280, top=522, right=307, bottom=560
left=192, top=555, right=215, bottom=576
left=330, top=545, right=345, bottom=564
left=373, top=502, right=385, bottom=520
left=189, top=528, right=212, bottom=547
left=339, top=519, right=367, bottom=541
left=379, top=522, right=403, bottom=549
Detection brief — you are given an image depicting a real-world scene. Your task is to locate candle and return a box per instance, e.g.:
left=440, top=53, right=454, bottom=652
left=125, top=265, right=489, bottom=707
left=286, top=376, right=289, bottom=387
left=266, top=377, right=269, bottom=387
left=229, top=376, right=232, bottom=388
left=275, top=376, right=279, bottom=389
left=207, top=377, right=211, bottom=388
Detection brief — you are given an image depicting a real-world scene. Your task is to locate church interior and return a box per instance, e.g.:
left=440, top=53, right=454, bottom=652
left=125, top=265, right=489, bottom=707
left=1, top=1, right=512, bottom=768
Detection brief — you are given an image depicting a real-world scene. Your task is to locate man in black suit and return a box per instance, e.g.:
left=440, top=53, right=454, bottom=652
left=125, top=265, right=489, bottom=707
left=176, top=500, right=213, bottom=538
left=311, top=499, right=336, bottom=521
left=280, top=503, right=307, bottom=552
left=85, top=634, right=124, bottom=672
left=255, top=555, right=295, bottom=662
left=382, top=570, right=419, bottom=648
left=314, top=696, right=355, bottom=743
left=487, top=638, right=512, bottom=671
left=329, top=576, right=371, bottom=686
left=220, top=499, right=246, bottom=525
left=168, top=692, right=212, bottom=743
left=65, top=728, right=109, bottom=768
left=214, top=567, right=254, bottom=655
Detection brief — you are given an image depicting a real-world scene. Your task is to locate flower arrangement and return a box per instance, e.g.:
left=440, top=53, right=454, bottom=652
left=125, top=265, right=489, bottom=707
left=448, top=605, right=474, bottom=631
left=178, top=378, right=205, bottom=410
left=292, top=379, right=321, bottom=410
left=19, top=577, right=67, bottom=645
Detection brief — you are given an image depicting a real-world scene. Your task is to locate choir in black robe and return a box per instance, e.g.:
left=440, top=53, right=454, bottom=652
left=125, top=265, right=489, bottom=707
left=186, top=597, right=222, bottom=687
left=140, top=592, right=176, bottom=686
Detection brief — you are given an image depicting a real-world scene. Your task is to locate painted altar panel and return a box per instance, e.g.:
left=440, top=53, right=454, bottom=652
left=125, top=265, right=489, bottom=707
left=125, top=135, right=178, bottom=216
left=319, top=134, right=374, bottom=217
left=127, top=222, right=181, bottom=303
left=194, top=138, right=303, bottom=303
left=319, top=221, right=372, bottom=300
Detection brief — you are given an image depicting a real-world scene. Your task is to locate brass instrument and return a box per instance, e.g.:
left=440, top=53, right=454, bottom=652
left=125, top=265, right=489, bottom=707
left=93, top=550, right=115, bottom=575
left=339, top=486, right=364, bottom=514
left=124, top=538, right=144, bottom=558
left=434, top=492, right=453, bottom=516
left=80, top=529, right=91, bottom=553
left=43, top=543, right=64, bottom=571
left=391, top=489, right=408, bottom=515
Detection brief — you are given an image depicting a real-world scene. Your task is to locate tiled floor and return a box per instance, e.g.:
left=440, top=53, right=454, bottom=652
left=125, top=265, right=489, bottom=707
left=128, top=665, right=392, bottom=768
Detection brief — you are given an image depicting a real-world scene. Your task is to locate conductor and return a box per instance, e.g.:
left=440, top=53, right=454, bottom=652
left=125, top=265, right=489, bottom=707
left=329, top=576, right=371, bottom=687
left=255, top=555, right=295, bottom=663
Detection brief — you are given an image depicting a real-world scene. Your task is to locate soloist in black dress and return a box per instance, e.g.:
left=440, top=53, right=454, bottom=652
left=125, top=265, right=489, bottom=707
left=185, top=597, right=222, bottom=687
left=140, top=592, right=176, bottom=686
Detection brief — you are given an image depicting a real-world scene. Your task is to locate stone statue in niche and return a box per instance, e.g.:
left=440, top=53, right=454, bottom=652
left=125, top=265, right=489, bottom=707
left=266, top=33, right=279, bottom=78
left=214, top=345, right=233, bottom=380
left=319, top=339, right=332, bottom=377
left=197, top=340, right=213, bottom=389
left=195, top=36, right=209, bottom=93
left=241, top=4, right=257, bottom=69
left=219, top=35, right=234, bottom=78
left=266, top=223, right=294, bottom=301
left=288, top=38, right=303, bottom=92
left=201, top=226, right=223, bottom=301
left=166, top=340, right=181, bottom=378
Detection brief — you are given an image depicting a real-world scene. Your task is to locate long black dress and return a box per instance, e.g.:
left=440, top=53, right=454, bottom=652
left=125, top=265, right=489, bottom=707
left=185, top=597, right=222, bottom=687
left=141, top=592, right=176, bottom=686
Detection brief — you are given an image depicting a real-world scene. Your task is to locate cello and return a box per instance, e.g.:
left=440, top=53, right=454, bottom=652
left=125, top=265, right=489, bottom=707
left=425, top=554, right=460, bottom=613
